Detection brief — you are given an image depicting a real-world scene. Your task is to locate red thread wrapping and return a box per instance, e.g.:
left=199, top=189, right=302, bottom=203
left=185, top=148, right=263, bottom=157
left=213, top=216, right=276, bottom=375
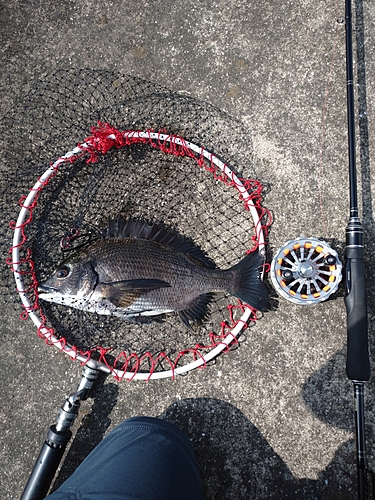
left=8, top=123, right=271, bottom=379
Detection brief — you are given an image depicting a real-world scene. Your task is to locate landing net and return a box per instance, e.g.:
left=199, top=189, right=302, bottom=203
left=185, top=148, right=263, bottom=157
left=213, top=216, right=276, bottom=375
left=2, top=69, right=271, bottom=380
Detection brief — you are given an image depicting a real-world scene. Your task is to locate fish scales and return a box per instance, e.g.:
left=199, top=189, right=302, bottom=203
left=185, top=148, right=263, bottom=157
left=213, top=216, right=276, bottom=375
left=88, top=238, right=233, bottom=312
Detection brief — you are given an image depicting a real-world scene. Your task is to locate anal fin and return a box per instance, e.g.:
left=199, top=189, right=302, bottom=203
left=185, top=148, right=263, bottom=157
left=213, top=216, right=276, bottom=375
left=178, top=293, right=213, bottom=330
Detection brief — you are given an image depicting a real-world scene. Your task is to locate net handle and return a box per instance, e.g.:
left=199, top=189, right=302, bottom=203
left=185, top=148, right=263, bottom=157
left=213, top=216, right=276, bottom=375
left=11, top=131, right=265, bottom=380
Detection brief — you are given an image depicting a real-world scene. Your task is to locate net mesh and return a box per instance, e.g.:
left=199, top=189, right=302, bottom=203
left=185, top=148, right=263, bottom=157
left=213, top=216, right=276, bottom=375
left=1, top=69, right=271, bottom=378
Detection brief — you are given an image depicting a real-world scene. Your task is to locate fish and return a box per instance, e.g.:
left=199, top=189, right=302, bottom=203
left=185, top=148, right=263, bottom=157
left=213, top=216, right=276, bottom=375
left=38, top=217, right=270, bottom=328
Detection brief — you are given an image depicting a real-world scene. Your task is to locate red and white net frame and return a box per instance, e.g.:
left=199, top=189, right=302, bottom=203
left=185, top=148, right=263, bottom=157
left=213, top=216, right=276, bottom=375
left=8, top=122, right=271, bottom=381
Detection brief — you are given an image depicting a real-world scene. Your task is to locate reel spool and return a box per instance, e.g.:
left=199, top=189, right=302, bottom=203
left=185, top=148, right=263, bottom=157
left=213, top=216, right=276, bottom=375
left=270, top=237, right=342, bottom=305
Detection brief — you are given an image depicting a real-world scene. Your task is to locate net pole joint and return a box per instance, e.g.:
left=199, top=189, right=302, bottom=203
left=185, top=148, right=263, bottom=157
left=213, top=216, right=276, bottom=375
left=55, top=366, right=100, bottom=433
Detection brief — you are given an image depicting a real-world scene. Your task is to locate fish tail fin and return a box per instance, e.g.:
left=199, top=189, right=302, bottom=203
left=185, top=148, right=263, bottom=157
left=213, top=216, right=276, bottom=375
left=229, top=251, right=270, bottom=311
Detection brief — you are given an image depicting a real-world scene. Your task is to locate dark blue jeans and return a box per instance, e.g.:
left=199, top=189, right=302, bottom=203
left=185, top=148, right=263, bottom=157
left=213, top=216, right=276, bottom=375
left=46, top=416, right=204, bottom=500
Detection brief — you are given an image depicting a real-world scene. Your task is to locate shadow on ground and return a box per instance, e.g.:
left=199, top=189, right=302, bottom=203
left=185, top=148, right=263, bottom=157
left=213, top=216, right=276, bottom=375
left=48, top=346, right=363, bottom=500
left=160, top=397, right=355, bottom=500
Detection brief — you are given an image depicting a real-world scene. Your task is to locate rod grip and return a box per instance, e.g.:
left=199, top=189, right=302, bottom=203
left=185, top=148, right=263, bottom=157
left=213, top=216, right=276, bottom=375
left=20, top=425, right=72, bottom=500
left=345, top=247, right=370, bottom=381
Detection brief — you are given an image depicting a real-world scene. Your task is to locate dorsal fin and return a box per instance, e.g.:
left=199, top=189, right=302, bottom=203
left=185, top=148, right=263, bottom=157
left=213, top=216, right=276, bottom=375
left=103, top=216, right=215, bottom=268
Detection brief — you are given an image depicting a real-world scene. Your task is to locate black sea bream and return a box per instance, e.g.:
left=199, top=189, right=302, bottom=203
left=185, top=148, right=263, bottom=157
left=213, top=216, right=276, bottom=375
left=38, top=217, right=269, bottom=327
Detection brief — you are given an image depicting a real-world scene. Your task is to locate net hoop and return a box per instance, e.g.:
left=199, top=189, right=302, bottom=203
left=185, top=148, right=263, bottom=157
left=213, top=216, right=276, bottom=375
left=10, top=126, right=267, bottom=380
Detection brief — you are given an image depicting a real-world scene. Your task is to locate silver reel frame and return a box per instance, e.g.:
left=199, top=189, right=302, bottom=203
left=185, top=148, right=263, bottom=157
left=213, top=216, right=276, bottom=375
left=270, top=237, right=342, bottom=305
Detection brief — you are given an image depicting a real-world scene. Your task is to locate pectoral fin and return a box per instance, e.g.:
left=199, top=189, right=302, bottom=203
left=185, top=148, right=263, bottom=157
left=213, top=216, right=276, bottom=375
left=101, top=279, right=171, bottom=308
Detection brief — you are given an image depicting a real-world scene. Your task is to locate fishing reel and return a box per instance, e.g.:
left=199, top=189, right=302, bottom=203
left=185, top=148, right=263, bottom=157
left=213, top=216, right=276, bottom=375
left=270, top=237, right=342, bottom=305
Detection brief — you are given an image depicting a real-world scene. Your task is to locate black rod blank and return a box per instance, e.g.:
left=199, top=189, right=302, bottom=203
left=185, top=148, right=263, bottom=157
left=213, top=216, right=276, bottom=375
left=344, top=0, right=370, bottom=384
left=344, top=0, right=370, bottom=383
left=345, top=0, right=358, bottom=218
left=344, top=0, right=371, bottom=498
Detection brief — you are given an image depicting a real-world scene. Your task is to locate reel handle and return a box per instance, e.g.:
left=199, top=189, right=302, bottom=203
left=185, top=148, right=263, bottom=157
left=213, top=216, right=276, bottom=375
left=344, top=240, right=370, bottom=382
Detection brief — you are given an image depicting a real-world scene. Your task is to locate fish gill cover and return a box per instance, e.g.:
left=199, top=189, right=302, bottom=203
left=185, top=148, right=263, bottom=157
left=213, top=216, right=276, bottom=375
left=1, top=69, right=271, bottom=378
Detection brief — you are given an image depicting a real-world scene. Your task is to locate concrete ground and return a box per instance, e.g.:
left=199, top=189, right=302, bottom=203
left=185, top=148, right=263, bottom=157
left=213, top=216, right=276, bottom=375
left=1, top=0, right=375, bottom=498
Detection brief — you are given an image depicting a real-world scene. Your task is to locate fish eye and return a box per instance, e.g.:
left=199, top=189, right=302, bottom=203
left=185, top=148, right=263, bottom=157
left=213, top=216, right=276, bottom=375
left=56, top=266, right=70, bottom=279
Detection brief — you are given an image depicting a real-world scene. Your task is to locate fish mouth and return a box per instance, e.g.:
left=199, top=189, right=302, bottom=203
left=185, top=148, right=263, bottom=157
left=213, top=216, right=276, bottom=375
left=38, top=284, right=58, bottom=294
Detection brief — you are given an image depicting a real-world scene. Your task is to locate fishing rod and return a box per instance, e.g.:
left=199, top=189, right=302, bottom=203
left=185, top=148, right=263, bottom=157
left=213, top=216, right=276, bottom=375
left=270, top=1, right=373, bottom=496
left=344, top=0, right=373, bottom=498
